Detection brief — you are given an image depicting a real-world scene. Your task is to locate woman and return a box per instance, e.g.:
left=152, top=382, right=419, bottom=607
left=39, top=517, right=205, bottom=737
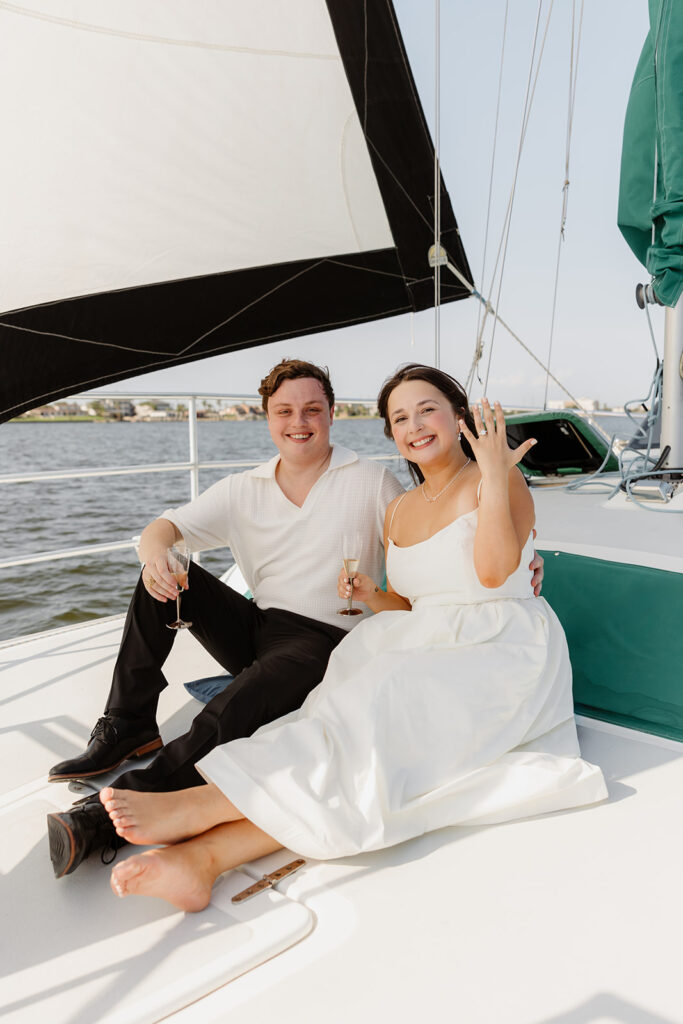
left=101, top=364, right=606, bottom=911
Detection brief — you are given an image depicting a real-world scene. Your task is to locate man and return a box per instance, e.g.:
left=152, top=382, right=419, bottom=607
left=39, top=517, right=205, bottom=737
left=46, top=358, right=544, bottom=877
left=46, top=359, right=403, bottom=876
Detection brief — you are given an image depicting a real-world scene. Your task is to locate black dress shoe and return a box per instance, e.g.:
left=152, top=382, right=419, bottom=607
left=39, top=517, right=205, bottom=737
left=48, top=714, right=162, bottom=783
left=47, top=796, right=127, bottom=878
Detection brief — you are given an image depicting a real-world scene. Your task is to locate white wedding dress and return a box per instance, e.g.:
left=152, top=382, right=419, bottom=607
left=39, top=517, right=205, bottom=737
left=198, top=508, right=607, bottom=859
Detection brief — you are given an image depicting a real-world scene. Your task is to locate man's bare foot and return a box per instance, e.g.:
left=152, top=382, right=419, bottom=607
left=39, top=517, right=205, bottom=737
left=99, top=783, right=239, bottom=845
left=110, top=841, right=216, bottom=912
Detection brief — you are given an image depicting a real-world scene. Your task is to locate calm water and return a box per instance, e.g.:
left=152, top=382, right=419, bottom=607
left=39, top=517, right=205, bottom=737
left=0, top=414, right=637, bottom=642
left=0, top=419, right=405, bottom=641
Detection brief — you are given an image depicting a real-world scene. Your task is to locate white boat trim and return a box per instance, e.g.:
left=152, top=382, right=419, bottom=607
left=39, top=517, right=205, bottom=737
left=575, top=713, right=683, bottom=753
left=535, top=539, right=683, bottom=574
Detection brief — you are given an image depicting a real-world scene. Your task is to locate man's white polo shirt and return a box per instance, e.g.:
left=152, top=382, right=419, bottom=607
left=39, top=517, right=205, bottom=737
left=161, top=445, right=404, bottom=629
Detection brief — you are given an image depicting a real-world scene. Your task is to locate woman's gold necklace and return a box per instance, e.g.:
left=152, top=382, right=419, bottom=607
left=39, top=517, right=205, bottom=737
left=421, top=458, right=471, bottom=503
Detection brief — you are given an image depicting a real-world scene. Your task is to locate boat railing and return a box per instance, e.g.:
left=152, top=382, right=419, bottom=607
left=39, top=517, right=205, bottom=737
left=1, top=390, right=399, bottom=571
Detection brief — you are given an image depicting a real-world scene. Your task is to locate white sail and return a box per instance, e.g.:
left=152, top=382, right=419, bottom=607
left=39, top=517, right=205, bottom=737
left=0, top=0, right=472, bottom=422
left=1, top=0, right=393, bottom=310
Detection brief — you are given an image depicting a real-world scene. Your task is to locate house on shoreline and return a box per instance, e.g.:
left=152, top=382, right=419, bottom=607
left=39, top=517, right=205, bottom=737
left=14, top=399, right=381, bottom=422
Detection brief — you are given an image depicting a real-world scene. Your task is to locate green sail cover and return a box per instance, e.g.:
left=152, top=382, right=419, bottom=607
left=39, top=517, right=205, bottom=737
left=618, top=0, right=683, bottom=307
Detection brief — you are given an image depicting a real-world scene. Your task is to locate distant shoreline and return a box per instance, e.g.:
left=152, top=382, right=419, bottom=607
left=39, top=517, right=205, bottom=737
left=10, top=414, right=380, bottom=424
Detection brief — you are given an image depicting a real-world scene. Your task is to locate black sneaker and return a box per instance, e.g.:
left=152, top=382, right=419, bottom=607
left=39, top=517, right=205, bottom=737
left=47, top=796, right=127, bottom=878
left=48, top=714, right=162, bottom=783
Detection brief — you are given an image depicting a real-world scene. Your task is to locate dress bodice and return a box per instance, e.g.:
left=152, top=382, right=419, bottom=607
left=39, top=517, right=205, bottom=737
left=387, top=508, right=535, bottom=607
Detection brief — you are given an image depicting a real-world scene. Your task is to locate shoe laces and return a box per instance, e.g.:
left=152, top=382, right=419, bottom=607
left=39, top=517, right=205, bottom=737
left=90, top=716, right=119, bottom=744
left=100, top=820, right=126, bottom=865
left=100, top=843, right=119, bottom=866
left=73, top=794, right=126, bottom=866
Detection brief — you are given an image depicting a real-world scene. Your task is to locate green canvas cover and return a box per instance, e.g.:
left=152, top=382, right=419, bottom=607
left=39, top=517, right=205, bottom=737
left=618, top=0, right=683, bottom=307
left=540, top=550, right=683, bottom=741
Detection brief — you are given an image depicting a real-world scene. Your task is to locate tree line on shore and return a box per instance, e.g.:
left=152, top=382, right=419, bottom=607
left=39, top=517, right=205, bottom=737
left=15, top=399, right=380, bottom=422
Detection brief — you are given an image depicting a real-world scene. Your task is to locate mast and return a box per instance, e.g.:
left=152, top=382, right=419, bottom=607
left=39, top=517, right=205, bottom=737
left=636, top=281, right=683, bottom=486
left=661, top=297, right=683, bottom=474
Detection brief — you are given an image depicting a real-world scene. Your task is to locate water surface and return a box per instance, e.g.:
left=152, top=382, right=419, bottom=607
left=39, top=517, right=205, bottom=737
left=0, top=413, right=636, bottom=641
left=0, top=419, right=403, bottom=640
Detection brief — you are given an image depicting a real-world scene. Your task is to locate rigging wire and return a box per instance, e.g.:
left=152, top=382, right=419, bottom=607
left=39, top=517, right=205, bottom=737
left=563, top=361, right=662, bottom=497
left=543, top=0, right=584, bottom=410
left=561, top=340, right=681, bottom=512
left=444, top=254, right=601, bottom=428
left=547, top=0, right=678, bottom=507
left=482, top=0, right=555, bottom=395
left=644, top=301, right=660, bottom=361
left=466, top=0, right=510, bottom=396
left=433, top=0, right=441, bottom=368
left=450, top=0, right=593, bottom=420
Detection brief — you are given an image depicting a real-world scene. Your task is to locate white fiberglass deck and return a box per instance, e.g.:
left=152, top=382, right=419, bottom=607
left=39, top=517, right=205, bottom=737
left=532, top=475, right=683, bottom=571
left=2, top=616, right=683, bottom=1024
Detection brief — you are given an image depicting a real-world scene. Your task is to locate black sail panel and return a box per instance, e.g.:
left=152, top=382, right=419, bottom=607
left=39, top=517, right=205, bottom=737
left=326, top=0, right=470, bottom=311
left=0, top=2, right=471, bottom=422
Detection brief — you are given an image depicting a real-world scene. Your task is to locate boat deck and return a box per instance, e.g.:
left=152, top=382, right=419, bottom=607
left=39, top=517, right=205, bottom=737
left=2, top=616, right=683, bottom=1024
left=531, top=474, right=683, bottom=568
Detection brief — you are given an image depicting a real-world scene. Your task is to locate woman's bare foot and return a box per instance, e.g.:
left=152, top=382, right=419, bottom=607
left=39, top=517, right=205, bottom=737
left=110, top=840, right=216, bottom=912
left=99, top=783, right=240, bottom=846
left=111, top=820, right=284, bottom=911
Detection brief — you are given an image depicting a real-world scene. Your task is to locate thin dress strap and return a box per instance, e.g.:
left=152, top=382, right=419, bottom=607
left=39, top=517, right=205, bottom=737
left=476, top=478, right=483, bottom=505
left=387, top=491, right=409, bottom=541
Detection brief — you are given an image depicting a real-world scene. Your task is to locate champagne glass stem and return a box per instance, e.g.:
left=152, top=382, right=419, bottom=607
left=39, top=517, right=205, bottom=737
left=176, top=590, right=182, bottom=622
left=347, top=584, right=354, bottom=614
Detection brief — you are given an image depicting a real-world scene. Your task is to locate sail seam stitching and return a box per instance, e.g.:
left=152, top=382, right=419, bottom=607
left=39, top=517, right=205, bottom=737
left=178, top=260, right=330, bottom=355
left=363, top=0, right=369, bottom=132
left=0, top=307, right=414, bottom=418
left=0, top=1, right=340, bottom=59
left=326, top=258, right=417, bottom=282
left=366, top=139, right=433, bottom=233
left=340, top=112, right=364, bottom=251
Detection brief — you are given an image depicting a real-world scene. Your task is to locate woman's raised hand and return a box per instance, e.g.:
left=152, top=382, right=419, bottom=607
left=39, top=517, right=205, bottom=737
left=460, top=399, right=536, bottom=478
left=337, top=565, right=378, bottom=605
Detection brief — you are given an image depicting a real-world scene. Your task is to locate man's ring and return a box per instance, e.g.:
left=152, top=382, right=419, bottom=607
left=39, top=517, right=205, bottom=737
left=147, top=576, right=156, bottom=587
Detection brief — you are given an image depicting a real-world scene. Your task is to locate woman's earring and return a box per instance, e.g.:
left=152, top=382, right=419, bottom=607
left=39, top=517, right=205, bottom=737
left=458, top=430, right=462, bottom=441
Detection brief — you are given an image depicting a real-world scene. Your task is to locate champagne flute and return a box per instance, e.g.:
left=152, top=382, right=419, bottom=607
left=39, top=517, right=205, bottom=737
left=166, top=546, right=193, bottom=629
left=338, top=531, right=363, bottom=616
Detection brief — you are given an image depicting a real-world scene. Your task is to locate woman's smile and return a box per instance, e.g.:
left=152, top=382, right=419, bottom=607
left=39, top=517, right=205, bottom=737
left=409, top=434, right=436, bottom=449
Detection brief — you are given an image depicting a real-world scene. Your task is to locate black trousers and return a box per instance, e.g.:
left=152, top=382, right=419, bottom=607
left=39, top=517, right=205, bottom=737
left=106, top=563, right=346, bottom=792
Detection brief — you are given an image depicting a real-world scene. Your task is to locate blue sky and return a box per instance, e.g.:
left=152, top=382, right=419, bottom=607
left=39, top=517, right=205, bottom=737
left=109, top=0, right=659, bottom=408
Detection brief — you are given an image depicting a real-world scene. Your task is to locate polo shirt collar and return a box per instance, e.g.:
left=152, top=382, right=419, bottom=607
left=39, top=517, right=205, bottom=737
left=248, top=444, right=358, bottom=479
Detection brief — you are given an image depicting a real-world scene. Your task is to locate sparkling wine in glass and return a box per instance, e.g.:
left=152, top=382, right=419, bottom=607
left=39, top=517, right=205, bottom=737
left=166, top=546, right=193, bottom=630
left=338, top=531, right=363, bottom=616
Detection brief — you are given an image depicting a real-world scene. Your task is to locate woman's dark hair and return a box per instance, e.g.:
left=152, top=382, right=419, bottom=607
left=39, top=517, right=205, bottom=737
left=377, top=363, right=476, bottom=485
